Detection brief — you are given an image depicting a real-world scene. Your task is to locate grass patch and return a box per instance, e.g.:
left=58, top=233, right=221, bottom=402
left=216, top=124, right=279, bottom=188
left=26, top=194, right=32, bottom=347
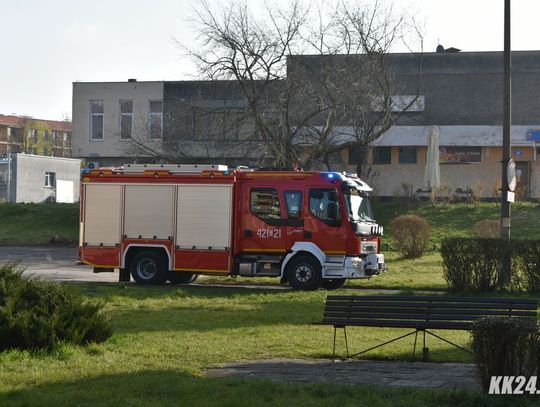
left=1, top=284, right=539, bottom=405
left=0, top=203, right=78, bottom=245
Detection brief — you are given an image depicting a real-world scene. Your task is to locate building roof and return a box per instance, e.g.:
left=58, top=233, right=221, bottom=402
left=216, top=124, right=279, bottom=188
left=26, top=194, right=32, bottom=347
left=327, top=125, right=540, bottom=147
left=0, top=114, right=71, bottom=132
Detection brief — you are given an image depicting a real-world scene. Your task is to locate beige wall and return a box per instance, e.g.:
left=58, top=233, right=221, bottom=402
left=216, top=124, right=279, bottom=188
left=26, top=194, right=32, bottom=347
left=340, top=146, right=540, bottom=199
left=72, top=82, right=164, bottom=161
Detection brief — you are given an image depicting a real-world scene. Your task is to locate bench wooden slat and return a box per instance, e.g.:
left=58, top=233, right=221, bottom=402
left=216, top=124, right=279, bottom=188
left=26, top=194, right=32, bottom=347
left=322, top=318, right=474, bottom=330
left=324, top=301, right=537, bottom=311
left=326, top=295, right=538, bottom=305
left=324, top=312, right=537, bottom=322
left=324, top=309, right=538, bottom=318
left=324, top=307, right=537, bottom=316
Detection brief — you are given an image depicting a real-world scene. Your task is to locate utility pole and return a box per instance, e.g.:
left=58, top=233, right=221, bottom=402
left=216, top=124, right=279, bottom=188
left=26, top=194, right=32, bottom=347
left=499, top=0, right=512, bottom=288
left=500, top=0, right=511, bottom=239
left=6, top=130, right=11, bottom=203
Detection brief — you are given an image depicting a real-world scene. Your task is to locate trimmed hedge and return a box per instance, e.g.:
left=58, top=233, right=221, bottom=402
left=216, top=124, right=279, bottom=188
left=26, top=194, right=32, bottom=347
left=442, top=238, right=540, bottom=293
left=472, top=317, right=540, bottom=392
left=0, top=263, right=112, bottom=351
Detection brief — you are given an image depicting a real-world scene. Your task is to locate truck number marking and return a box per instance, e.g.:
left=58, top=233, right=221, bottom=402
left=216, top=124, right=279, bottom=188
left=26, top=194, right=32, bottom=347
left=256, top=228, right=282, bottom=239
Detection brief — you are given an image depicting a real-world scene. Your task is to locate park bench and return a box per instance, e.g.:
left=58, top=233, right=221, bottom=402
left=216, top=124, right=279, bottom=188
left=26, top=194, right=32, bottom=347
left=317, top=295, right=538, bottom=361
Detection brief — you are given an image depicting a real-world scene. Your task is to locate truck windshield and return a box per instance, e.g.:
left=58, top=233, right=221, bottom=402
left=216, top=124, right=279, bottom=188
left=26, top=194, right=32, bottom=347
left=343, top=188, right=374, bottom=222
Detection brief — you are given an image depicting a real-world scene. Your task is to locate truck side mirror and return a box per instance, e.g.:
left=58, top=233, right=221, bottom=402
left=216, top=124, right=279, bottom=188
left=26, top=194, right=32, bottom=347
left=327, top=202, right=338, bottom=220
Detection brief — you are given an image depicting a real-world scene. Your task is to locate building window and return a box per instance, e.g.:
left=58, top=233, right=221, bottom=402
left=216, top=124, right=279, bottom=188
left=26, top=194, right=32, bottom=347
left=373, top=147, right=391, bottom=165
left=120, top=100, right=133, bottom=140
left=399, top=147, right=417, bottom=164
left=45, top=172, right=56, bottom=188
left=149, top=100, right=163, bottom=139
left=90, top=101, right=104, bottom=140
left=440, top=147, right=482, bottom=163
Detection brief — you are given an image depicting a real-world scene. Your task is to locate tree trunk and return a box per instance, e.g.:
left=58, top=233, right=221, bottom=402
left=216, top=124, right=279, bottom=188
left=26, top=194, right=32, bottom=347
left=355, top=145, right=369, bottom=177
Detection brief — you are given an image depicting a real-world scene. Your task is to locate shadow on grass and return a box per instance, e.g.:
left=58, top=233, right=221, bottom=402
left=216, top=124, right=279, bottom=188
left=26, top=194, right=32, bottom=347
left=0, top=368, right=524, bottom=406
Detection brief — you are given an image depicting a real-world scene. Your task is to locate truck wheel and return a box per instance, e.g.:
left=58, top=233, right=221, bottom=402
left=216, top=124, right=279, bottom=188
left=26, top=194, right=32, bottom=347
left=321, top=279, right=347, bottom=290
left=130, top=251, right=168, bottom=285
left=168, top=272, right=198, bottom=285
left=287, top=254, right=322, bottom=291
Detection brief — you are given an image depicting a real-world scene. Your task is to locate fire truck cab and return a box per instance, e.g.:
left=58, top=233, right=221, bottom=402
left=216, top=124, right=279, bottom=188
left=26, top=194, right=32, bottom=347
left=79, top=164, right=385, bottom=290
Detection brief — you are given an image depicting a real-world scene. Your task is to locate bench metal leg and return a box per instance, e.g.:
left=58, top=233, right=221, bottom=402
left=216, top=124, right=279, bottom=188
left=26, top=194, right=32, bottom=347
left=425, top=330, right=472, bottom=355
left=347, top=330, right=418, bottom=360
left=331, top=327, right=472, bottom=362
left=422, top=329, right=428, bottom=362
left=332, top=326, right=350, bottom=360
left=412, top=330, right=419, bottom=360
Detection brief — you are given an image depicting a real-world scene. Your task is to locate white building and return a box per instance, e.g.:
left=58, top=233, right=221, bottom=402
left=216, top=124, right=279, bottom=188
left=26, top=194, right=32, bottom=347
left=72, top=80, right=164, bottom=167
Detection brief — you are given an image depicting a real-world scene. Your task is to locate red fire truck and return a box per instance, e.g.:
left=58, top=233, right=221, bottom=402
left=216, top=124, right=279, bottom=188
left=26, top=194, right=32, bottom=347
left=79, top=164, right=385, bottom=290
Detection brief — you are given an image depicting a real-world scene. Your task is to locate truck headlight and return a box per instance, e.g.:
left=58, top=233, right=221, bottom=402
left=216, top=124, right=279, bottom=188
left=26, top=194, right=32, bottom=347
left=361, top=241, right=377, bottom=255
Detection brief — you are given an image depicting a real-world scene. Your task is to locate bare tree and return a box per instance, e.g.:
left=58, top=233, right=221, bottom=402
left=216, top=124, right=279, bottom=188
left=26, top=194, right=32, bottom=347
left=176, top=0, right=424, bottom=170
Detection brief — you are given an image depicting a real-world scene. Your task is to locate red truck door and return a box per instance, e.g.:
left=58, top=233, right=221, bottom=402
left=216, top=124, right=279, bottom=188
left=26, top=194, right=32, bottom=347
left=303, top=188, right=347, bottom=255
left=282, top=190, right=305, bottom=248
left=237, top=186, right=288, bottom=254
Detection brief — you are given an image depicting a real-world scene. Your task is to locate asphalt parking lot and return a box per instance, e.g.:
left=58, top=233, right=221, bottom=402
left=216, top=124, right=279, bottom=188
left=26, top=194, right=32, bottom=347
left=0, top=245, right=117, bottom=283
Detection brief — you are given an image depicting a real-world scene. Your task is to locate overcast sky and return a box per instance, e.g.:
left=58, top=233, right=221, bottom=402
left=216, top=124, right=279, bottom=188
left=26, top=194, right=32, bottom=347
left=1, top=0, right=539, bottom=121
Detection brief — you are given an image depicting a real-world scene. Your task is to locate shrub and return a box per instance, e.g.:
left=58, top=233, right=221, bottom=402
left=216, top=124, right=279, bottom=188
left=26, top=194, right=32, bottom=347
left=441, top=238, right=512, bottom=292
left=0, top=263, right=112, bottom=351
left=442, top=238, right=540, bottom=293
left=520, top=241, right=540, bottom=293
left=471, top=317, right=540, bottom=392
left=473, top=219, right=500, bottom=238
left=390, top=215, right=430, bottom=258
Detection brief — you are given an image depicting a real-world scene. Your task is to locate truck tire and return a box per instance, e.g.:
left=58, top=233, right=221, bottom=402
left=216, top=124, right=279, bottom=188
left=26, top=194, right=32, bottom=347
left=130, top=251, right=168, bottom=285
left=321, top=279, right=347, bottom=290
left=168, top=272, right=198, bottom=285
left=287, top=254, right=322, bottom=291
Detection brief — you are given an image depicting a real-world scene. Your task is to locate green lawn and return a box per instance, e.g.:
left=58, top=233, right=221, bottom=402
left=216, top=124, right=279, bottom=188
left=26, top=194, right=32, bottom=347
left=1, top=283, right=536, bottom=406
left=0, top=203, right=79, bottom=245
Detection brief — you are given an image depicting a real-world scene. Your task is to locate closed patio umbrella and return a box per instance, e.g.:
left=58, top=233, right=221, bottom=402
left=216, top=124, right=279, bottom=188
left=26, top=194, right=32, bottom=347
left=423, top=125, right=441, bottom=197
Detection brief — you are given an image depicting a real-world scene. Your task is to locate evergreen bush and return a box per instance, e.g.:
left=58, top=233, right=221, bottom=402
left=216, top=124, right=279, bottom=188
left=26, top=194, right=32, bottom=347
left=0, top=263, right=112, bottom=351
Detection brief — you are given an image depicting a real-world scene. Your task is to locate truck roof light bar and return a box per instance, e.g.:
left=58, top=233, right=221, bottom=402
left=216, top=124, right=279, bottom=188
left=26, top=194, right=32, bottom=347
left=113, top=164, right=229, bottom=174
